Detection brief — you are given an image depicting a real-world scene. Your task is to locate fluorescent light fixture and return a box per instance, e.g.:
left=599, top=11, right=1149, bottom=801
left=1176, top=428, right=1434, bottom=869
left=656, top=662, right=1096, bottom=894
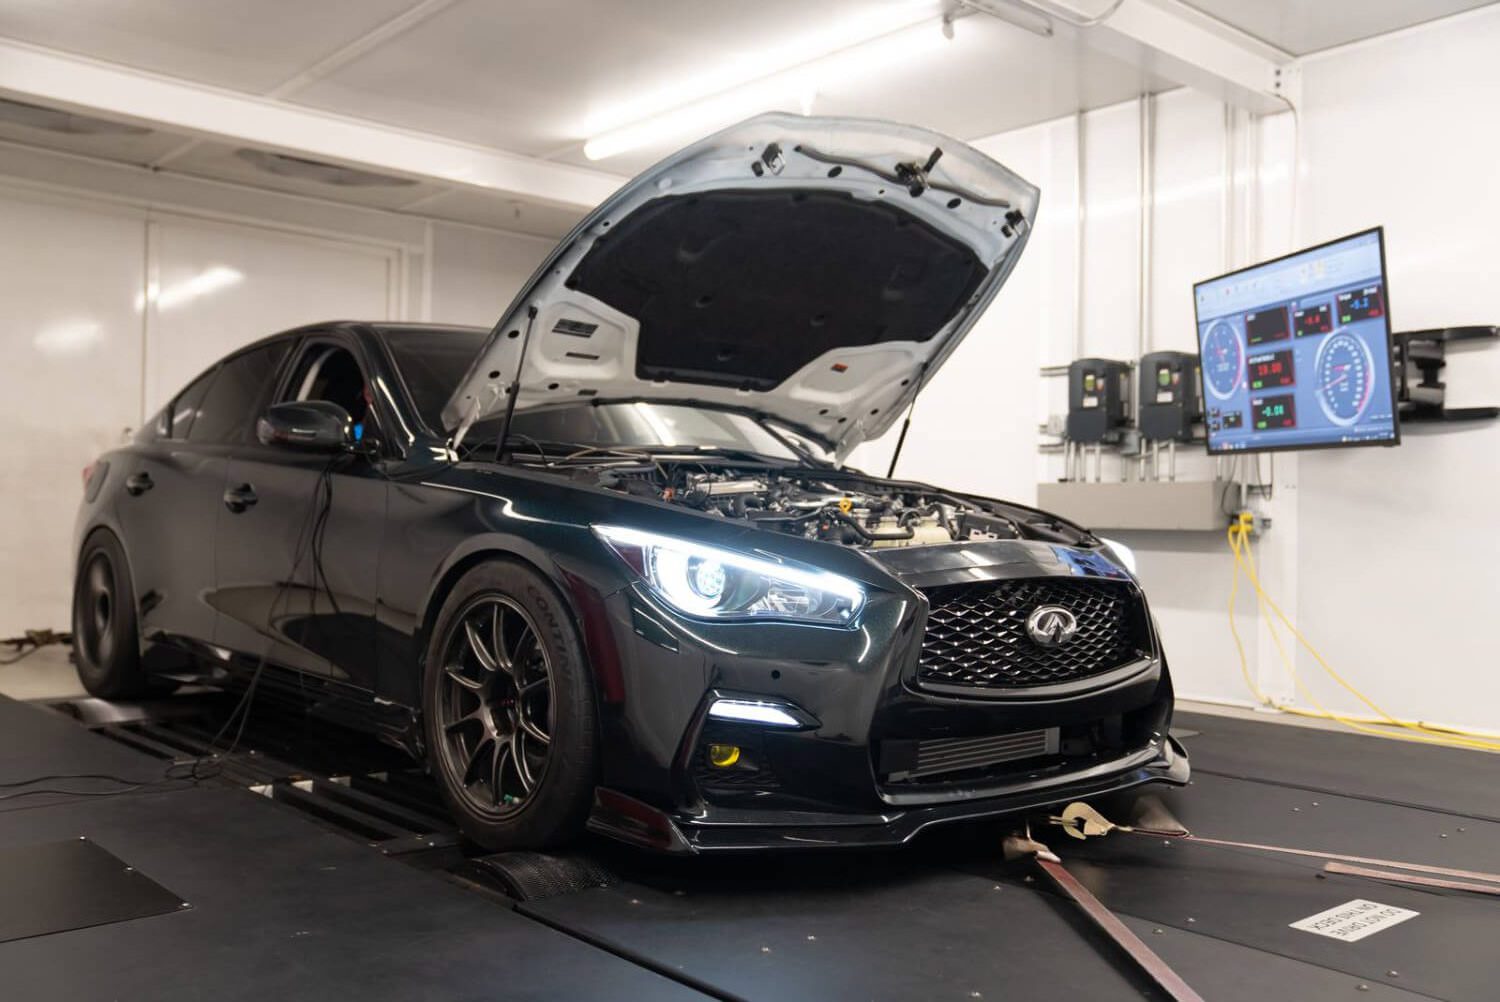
left=581, top=2, right=941, bottom=136
left=582, top=2, right=950, bottom=160
left=137, top=266, right=244, bottom=312
left=584, top=76, right=817, bottom=162
left=708, top=698, right=804, bottom=728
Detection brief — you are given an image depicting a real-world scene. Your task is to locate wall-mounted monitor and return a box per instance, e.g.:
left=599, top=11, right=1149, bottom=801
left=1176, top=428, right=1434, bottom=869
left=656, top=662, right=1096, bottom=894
left=1193, top=227, right=1399, bottom=455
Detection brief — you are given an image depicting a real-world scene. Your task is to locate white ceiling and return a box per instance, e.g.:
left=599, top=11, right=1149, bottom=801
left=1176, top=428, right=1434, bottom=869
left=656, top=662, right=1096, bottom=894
left=0, top=0, right=1491, bottom=236
left=0, top=0, right=420, bottom=93
left=1178, top=0, right=1494, bottom=55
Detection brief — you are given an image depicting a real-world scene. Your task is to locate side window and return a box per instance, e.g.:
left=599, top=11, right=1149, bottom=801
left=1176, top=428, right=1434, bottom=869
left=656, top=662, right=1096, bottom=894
left=283, top=343, right=379, bottom=441
left=165, top=367, right=219, bottom=440
left=188, top=342, right=289, bottom=444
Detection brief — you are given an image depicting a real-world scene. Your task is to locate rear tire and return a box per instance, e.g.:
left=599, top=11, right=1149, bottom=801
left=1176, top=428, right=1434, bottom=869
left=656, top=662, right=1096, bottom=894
left=72, top=530, right=149, bottom=699
left=422, top=560, right=598, bottom=851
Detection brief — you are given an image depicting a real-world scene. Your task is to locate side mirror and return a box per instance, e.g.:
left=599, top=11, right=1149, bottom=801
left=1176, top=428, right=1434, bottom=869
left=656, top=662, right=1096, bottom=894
left=257, top=401, right=353, bottom=452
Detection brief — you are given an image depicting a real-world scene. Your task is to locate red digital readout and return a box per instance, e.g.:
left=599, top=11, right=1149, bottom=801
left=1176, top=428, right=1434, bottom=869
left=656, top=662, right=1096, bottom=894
left=1294, top=303, right=1333, bottom=336
left=1247, top=350, right=1295, bottom=390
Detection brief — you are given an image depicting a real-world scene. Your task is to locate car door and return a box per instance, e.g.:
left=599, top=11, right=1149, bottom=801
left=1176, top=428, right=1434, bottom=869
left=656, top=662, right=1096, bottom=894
left=110, top=364, right=230, bottom=656
left=213, top=333, right=388, bottom=691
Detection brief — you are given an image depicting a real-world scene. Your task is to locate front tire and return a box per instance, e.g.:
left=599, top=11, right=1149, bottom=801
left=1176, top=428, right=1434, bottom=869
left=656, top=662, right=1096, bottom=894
left=422, top=561, right=598, bottom=850
left=72, top=530, right=149, bottom=699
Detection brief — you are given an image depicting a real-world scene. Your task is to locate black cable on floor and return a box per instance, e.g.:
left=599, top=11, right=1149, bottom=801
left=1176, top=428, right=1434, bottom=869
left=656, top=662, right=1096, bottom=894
left=0, top=630, right=71, bottom=665
left=0, top=645, right=45, bottom=666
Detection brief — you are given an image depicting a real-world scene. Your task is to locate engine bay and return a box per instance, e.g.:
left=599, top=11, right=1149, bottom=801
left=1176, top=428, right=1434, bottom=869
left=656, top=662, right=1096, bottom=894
left=546, top=458, right=1090, bottom=549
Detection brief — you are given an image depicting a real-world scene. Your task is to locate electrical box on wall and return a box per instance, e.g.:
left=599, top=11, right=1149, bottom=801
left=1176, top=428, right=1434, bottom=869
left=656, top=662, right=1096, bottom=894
left=1066, top=358, right=1131, bottom=444
left=1137, top=350, right=1201, bottom=442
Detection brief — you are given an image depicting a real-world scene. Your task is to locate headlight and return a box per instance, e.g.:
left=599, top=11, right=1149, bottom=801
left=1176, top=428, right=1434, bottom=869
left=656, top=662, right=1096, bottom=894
left=593, top=525, right=865, bottom=626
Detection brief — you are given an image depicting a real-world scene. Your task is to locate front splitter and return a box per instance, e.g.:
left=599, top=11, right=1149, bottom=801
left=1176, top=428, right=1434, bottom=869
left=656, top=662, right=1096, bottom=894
left=588, top=737, right=1190, bottom=853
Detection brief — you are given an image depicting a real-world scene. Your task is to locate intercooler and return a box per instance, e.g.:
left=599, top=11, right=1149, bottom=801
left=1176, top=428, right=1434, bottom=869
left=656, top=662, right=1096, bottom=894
left=879, top=726, right=1060, bottom=783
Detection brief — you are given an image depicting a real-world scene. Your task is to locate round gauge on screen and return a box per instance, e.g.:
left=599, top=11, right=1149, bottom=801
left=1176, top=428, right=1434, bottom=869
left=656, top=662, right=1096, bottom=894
left=1314, top=330, right=1377, bottom=426
left=1201, top=319, right=1244, bottom=401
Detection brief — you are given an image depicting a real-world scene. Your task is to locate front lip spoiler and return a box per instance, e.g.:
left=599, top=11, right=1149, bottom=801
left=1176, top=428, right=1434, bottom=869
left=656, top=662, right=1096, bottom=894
left=586, top=736, right=1190, bottom=853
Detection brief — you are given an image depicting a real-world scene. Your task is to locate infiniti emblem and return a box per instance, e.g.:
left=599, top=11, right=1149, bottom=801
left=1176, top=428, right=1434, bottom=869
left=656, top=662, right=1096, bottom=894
left=1026, top=605, right=1078, bottom=648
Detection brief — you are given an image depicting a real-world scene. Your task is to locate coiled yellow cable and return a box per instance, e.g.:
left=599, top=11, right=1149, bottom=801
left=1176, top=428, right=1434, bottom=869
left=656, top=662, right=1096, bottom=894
left=1225, top=515, right=1500, bottom=753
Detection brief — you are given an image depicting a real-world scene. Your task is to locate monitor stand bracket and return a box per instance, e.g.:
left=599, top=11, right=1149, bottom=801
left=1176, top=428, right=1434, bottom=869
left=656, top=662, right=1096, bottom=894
left=1395, top=325, right=1500, bottom=422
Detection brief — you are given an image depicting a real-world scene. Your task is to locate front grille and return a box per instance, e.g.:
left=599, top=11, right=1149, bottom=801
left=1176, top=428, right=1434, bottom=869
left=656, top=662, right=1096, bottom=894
left=916, top=578, right=1147, bottom=690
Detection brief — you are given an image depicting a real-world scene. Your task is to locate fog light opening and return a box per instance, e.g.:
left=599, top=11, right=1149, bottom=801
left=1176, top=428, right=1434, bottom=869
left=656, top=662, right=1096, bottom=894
left=707, top=743, right=741, bottom=768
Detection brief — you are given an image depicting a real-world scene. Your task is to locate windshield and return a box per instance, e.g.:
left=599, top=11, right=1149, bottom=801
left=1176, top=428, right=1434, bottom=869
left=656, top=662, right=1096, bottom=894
left=491, top=402, right=801, bottom=460
left=381, top=326, right=806, bottom=462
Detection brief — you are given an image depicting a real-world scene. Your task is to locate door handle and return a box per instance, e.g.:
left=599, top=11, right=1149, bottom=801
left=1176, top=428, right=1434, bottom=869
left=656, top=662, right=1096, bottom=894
left=223, top=484, right=258, bottom=513
left=125, top=472, right=154, bottom=496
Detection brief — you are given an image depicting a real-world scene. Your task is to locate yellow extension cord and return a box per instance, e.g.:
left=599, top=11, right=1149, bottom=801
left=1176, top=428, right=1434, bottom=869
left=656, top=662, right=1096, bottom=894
left=1225, top=514, right=1500, bottom=753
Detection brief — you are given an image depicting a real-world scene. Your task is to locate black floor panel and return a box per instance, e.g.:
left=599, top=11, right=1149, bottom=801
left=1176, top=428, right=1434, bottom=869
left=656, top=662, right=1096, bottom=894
left=1175, top=710, right=1500, bottom=821
left=940, top=763, right=1500, bottom=1000
left=0, top=837, right=185, bottom=944
left=1148, top=775, right=1500, bottom=874
left=0, top=692, right=1493, bottom=1001
left=0, top=695, right=703, bottom=1001
left=0, top=785, right=706, bottom=1002
left=1044, top=836, right=1497, bottom=1001
left=522, top=855, right=1157, bottom=1001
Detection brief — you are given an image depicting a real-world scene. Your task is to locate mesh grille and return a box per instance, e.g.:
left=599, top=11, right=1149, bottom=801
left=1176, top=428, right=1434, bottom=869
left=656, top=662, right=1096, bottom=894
left=916, top=578, right=1146, bottom=690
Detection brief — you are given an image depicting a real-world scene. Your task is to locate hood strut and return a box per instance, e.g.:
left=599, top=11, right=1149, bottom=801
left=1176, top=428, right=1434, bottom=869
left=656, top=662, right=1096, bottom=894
left=452, top=305, right=538, bottom=456
left=492, top=305, right=539, bottom=463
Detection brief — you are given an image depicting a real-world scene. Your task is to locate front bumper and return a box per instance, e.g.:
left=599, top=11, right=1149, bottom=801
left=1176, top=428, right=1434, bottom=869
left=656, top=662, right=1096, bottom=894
left=589, top=734, right=1189, bottom=852
left=579, top=537, right=1189, bottom=853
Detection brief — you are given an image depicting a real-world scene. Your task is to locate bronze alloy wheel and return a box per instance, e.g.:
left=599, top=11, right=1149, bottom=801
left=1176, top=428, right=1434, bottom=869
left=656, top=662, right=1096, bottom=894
left=434, top=595, right=555, bottom=817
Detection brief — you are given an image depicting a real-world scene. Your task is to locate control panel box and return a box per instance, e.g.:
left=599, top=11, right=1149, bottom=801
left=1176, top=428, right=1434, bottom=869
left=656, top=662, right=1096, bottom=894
left=1066, top=358, right=1131, bottom=444
left=1138, top=350, right=1201, bottom=442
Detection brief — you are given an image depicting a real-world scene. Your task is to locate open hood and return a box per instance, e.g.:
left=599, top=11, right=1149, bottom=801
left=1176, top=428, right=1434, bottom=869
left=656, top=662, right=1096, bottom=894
left=442, top=113, right=1038, bottom=460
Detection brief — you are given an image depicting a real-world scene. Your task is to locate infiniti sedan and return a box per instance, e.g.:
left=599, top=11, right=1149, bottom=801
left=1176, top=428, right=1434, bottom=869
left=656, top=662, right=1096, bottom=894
left=73, top=114, right=1187, bottom=851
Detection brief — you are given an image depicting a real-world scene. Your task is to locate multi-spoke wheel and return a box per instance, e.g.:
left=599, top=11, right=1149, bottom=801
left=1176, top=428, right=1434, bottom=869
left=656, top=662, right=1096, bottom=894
left=423, top=561, right=597, bottom=850
left=437, top=597, right=554, bottom=814
left=72, top=530, right=148, bottom=698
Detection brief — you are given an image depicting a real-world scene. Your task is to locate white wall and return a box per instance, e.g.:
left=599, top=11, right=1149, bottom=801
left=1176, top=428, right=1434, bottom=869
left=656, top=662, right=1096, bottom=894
left=1280, top=8, right=1500, bottom=727
left=857, top=7, right=1500, bottom=731
left=850, top=114, right=1079, bottom=505
left=1, top=191, right=145, bottom=639
left=427, top=220, right=554, bottom=327
left=0, top=150, right=548, bottom=636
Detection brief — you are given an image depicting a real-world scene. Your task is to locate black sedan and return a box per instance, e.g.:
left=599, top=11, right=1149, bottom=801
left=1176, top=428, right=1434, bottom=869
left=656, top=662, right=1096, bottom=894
left=72, top=114, right=1186, bottom=852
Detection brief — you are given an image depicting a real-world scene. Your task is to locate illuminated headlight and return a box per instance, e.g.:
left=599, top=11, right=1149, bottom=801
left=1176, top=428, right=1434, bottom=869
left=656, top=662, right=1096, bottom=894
left=1099, top=537, right=1138, bottom=576
left=593, top=525, right=865, bottom=625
